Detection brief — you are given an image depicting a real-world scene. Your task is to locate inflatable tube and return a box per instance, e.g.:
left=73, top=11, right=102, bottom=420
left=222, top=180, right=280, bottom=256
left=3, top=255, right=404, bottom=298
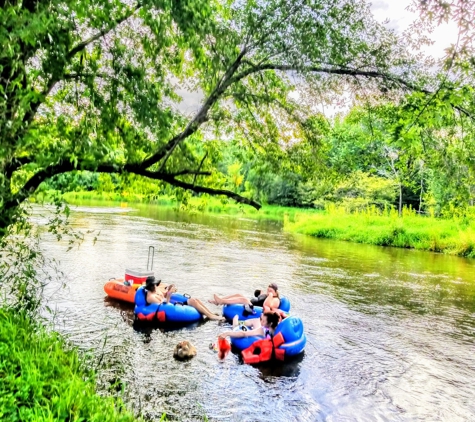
left=134, top=287, right=202, bottom=324
left=222, top=296, right=291, bottom=321
left=230, top=316, right=306, bottom=364
left=104, top=278, right=138, bottom=303
left=273, top=315, right=306, bottom=356
left=230, top=325, right=264, bottom=350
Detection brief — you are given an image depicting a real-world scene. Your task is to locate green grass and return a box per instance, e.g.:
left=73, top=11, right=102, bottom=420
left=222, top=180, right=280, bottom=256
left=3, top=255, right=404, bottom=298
left=34, top=190, right=320, bottom=222
left=286, top=205, right=475, bottom=258
left=34, top=190, right=475, bottom=257
left=0, top=307, right=140, bottom=422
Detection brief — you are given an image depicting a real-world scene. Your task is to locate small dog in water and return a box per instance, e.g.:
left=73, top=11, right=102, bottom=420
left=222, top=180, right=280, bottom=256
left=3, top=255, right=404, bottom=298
left=173, top=341, right=197, bottom=361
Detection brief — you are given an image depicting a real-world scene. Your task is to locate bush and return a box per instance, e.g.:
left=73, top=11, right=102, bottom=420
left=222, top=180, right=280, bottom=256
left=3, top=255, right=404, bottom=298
left=0, top=308, right=139, bottom=422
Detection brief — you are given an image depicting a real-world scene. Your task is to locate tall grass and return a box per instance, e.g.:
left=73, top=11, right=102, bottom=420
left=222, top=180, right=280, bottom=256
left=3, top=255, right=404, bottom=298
left=0, top=307, right=139, bottom=422
left=34, top=190, right=319, bottom=221
left=286, top=204, right=475, bottom=258
left=33, top=190, right=475, bottom=257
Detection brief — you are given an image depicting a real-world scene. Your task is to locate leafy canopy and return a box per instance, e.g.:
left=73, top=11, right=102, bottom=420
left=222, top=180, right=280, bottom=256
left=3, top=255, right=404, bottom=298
left=1, top=0, right=426, bottom=237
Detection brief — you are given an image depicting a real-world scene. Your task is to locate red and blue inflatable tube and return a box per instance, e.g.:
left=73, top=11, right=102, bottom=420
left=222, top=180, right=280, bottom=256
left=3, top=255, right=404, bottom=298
left=134, top=286, right=202, bottom=323
left=230, top=316, right=306, bottom=363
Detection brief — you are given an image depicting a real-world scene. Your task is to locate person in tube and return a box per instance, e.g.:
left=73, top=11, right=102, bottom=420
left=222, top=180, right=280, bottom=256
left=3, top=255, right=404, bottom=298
left=209, top=283, right=281, bottom=312
left=144, top=276, right=225, bottom=321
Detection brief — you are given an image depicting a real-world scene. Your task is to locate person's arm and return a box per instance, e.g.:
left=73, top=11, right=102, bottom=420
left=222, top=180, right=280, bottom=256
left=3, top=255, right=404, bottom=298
left=163, top=284, right=176, bottom=304
left=263, top=296, right=280, bottom=312
left=219, top=327, right=263, bottom=339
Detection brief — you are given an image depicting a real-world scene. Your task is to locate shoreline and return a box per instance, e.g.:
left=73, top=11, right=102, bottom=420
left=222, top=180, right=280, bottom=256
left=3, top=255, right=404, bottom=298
left=34, top=191, right=475, bottom=258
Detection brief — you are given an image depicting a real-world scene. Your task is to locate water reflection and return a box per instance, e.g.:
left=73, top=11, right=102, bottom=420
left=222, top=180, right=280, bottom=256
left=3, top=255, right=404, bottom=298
left=34, top=202, right=475, bottom=422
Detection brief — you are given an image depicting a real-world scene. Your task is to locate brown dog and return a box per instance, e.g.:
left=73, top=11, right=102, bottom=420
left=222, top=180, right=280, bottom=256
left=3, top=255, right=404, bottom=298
left=173, top=340, right=197, bottom=361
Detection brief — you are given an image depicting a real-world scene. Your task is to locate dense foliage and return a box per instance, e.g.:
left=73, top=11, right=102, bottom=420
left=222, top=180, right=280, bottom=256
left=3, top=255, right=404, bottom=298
left=0, top=308, right=139, bottom=421
left=2, top=0, right=438, bottom=240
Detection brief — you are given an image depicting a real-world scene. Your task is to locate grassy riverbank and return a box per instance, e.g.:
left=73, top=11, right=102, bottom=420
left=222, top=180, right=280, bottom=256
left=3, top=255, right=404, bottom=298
left=286, top=205, right=475, bottom=258
left=35, top=190, right=318, bottom=221
left=34, top=190, right=475, bottom=257
left=0, top=307, right=139, bottom=422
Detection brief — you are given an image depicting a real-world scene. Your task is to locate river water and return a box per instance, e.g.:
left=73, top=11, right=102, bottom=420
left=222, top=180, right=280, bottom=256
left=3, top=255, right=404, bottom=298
left=36, top=203, right=475, bottom=422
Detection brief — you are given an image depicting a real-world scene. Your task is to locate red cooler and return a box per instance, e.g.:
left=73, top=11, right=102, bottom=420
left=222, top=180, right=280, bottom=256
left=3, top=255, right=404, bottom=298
left=125, top=268, right=154, bottom=285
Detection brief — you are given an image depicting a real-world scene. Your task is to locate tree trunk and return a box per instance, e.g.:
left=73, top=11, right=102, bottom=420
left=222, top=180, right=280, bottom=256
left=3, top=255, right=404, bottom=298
left=399, top=184, right=403, bottom=217
left=418, top=177, right=423, bottom=214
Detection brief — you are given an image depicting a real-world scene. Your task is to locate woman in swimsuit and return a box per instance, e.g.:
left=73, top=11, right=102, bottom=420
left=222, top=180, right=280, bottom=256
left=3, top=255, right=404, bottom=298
left=219, top=311, right=281, bottom=340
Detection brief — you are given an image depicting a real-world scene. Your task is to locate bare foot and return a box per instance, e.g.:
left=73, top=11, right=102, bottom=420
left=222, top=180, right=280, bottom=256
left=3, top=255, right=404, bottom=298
left=209, top=314, right=225, bottom=321
left=208, top=299, right=218, bottom=305
left=213, top=294, right=223, bottom=305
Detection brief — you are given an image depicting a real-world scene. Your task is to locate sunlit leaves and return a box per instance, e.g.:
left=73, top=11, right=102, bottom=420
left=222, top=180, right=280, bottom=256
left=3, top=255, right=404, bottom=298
left=1, top=0, right=442, bottom=236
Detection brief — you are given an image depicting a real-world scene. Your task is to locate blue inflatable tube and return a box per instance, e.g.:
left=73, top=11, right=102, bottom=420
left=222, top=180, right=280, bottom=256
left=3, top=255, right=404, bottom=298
left=230, top=325, right=263, bottom=350
left=222, top=296, right=291, bottom=321
left=134, top=287, right=202, bottom=323
left=278, top=334, right=307, bottom=356
left=274, top=316, right=306, bottom=357
left=230, top=316, right=306, bottom=359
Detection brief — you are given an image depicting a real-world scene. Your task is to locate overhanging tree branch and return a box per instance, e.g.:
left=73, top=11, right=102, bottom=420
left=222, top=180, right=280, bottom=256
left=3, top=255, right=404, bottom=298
left=230, top=62, right=474, bottom=119
left=4, top=159, right=258, bottom=216
left=144, top=61, right=429, bottom=174
left=231, top=63, right=427, bottom=91
left=141, top=47, right=249, bottom=169
left=152, top=174, right=262, bottom=210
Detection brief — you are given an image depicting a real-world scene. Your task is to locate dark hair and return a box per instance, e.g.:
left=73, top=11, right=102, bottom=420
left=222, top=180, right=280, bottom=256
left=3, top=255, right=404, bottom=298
left=145, top=276, right=160, bottom=290
left=263, top=312, right=280, bottom=329
left=268, top=284, right=280, bottom=298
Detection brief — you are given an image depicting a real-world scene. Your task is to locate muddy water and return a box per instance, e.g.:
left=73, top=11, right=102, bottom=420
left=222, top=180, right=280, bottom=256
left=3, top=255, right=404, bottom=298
left=37, top=203, right=475, bottom=421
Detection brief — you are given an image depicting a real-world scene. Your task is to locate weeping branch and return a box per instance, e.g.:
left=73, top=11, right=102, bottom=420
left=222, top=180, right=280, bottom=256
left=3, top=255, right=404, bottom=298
left=140, top=47, right=249, bottom=169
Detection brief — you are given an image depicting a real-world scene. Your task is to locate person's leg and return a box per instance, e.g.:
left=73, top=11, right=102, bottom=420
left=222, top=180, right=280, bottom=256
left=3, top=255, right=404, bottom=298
left=164, top=286, right=175, bottom=303
left=232, top=314, right=239, bottom=328
left=244, top=317, right=261, bottom=328
left=188, top=298, right=225, bottom=321
left=212, top=294, right=250, bottom=306
left=208, top=293, right=248, bottom=305
left=223, top=294, right=248, bottom=300
left=233, top=315, right=260, bottom=329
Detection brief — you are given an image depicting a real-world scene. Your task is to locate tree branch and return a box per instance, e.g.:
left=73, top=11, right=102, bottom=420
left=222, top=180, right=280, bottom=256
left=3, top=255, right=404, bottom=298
left=4, top=159, right=259, bottom=216
left=193, top=152, right=208, bottom=187
left=142, top=169, right=212, bottom=177
left=66, top=3, right=142, bottom=60
left=4, top=157, right=33, bottom=179
left=141, top=47, right=249, bottom=169
left=23, top=3, right=142, bottom=128
left=155, top=174, right=262, bottom=210
left=232, top=63, right=425, bottom=91
left=231, top=62, right=474, bottom=119
left=127, top=166, right=261, bottom=209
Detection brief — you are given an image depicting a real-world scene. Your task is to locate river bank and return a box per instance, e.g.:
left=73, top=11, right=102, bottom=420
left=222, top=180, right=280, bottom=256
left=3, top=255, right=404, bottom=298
left=0, top=307, right=140, bottom=422
left=286, top=205, right=475, bottom=258
left=46, top=191, right=475, bottom=258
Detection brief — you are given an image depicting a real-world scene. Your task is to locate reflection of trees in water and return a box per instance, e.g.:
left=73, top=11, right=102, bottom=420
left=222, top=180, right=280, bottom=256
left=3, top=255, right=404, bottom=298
left=292, top=234, right=475, bottom=319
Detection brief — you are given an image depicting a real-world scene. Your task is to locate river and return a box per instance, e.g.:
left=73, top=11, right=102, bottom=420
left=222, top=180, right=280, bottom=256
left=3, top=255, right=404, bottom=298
left=36, top=202, right=475, bottom=422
